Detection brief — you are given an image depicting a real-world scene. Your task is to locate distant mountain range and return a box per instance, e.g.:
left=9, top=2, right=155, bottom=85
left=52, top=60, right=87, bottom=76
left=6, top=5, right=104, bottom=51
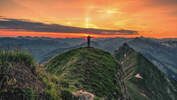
left=0, top=36, right=177, bottom=81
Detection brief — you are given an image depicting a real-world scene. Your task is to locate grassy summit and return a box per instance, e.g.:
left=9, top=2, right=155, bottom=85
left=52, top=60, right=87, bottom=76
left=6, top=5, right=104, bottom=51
left=45, top=47, right=128, bottom=100
left=114, top=43, right=177, bottom=100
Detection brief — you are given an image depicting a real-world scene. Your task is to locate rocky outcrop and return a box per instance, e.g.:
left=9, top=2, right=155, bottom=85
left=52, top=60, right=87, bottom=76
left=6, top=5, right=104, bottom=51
left=73, top=90, right=94, bottom=100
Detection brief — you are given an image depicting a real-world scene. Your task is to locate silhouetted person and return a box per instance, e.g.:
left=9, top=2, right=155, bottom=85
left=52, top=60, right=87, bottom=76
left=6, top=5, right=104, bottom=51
left=87, top=35, right=91, bottom=47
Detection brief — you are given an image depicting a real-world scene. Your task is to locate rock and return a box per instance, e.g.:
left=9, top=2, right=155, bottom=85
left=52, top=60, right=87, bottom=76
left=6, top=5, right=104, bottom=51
left=73, top=90, right=94, bottom=100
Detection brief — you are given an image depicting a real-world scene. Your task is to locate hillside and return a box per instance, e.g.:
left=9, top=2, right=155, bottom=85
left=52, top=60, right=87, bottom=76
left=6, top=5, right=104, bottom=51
left=0, top=37, right=84, bottom=62
left=44, top=47, right=129, bottom=100
left=114, top=43, right=177, bottom=100
left=0, top=51, right=46, bottom=99
left=1, top=37, right=177, bottom=81
left=127, top=38, right=177, bottom=80
left=1, top=44, right=177, bottom=100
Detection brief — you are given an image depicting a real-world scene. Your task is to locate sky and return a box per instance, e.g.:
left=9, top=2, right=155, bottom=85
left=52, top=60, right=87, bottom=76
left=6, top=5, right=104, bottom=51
left=0, top=0, right=177, bottom=38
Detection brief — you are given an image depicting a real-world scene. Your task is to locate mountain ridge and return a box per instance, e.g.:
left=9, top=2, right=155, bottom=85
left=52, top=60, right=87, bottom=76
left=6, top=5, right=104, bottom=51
left=114, top=43, right=177, bottom=100
left=44, top=47, right=130, bottom=100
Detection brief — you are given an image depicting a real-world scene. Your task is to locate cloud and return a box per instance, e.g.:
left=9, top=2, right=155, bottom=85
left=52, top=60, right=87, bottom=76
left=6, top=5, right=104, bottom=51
left=0, top=17, right=138, bottom=35
left=148, top=0, right=177, bottom=6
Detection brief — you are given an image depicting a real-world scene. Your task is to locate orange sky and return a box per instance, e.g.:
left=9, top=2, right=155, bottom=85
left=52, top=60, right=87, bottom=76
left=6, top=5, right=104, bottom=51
left=0, top=0, right=177, bottom=38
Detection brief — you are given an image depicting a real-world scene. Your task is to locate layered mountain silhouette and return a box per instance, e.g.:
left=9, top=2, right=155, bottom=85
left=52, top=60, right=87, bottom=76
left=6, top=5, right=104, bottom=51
left=0, top=37, right=177, bottom=81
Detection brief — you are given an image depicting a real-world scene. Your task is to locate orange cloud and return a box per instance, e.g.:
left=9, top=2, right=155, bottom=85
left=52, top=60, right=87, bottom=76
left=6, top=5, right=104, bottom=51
left=0, top=0, right=176, bottom=38
left=0, top=30, right=140, bottom=38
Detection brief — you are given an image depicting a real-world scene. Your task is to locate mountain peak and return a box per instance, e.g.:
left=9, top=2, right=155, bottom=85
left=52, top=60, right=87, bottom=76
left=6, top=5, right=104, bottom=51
left=114, top=43, right=135, bottom=62
left=45, top=47, right=129, bottom=100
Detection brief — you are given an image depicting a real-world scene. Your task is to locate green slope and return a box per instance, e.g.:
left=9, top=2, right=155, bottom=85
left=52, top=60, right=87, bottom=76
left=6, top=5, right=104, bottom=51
left=114, top=43, right=177, bottom=100
left=45, top=47, right=129, bottom=100
left=0, top=51, right=46, bottom=99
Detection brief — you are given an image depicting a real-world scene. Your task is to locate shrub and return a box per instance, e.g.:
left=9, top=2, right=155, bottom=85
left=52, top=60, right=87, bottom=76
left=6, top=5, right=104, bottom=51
left=61, top=90, right=78, bottom=100
left=60, top=81, right=69, bottom=88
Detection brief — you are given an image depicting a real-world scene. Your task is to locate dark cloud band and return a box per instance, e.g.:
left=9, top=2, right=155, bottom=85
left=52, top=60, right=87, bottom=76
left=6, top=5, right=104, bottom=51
left=0, top=17, right=138, bottom=35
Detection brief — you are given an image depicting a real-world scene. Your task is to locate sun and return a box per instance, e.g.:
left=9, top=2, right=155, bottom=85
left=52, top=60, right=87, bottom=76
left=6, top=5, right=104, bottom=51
left=106, top=9, right=121, bottom=14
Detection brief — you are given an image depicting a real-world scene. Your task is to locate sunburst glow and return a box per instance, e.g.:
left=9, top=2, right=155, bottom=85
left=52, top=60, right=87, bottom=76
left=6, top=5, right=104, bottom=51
left=106, top=9, right=120, bottom=14
left=85, top=17, right=90, bottom=28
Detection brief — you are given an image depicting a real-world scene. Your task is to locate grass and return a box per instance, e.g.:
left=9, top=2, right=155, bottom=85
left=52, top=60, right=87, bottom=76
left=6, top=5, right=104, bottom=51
left=0, top=50, right=34, bottom=66
left=45, top=47, right=124, bottom=99
left=0, top=50, right=46, bottom=99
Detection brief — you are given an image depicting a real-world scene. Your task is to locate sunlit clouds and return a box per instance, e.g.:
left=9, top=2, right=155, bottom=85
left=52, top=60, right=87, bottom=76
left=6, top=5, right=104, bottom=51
left=0, top=0, right=176, bottom=38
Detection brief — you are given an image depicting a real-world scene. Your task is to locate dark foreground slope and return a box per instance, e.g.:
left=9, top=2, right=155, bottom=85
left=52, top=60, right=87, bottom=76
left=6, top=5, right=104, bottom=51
left=45, top=47, right=129, bottom=100
left=114, top=44, right=177, bottom=100
left=0, top=51, right=46, bottom=99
